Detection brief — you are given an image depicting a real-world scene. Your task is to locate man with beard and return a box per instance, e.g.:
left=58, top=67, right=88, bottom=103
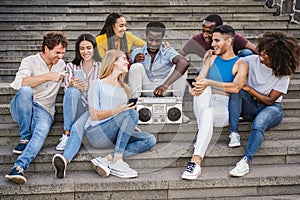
left=5, top=31, right=68, bottom=184
left=181, top=25, right=248, bottom=180
left=179, top=14, right=257, bottom=59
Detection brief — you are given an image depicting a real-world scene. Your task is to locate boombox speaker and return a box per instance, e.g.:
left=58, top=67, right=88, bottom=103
left=136, top=90, right=182, bottom=124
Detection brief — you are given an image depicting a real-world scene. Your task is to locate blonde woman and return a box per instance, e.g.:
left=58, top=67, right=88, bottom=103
left=52, top=50, right=156, bottom=179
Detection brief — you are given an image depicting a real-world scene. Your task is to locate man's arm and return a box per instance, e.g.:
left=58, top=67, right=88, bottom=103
left=153, top=55, right=189, bottom=96
left=178, top=49, right=187, bottom=56
left=202, top=59, right=248, bottom=94
left=196, top=50, right=215, bottom=80
left=245, top=41, right=258, bottom=54
left=179, top=36, right=206, bottom=58
left=22, top=72, right=65, bottom=88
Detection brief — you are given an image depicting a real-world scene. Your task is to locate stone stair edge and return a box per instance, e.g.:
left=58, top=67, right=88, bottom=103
left=1, top=119, right=300, bottom=141
left=0, top=1, right=269, bottom=7
left=0, top=12, right=289, bottom=21
left=0, top=24, right=293, bottom=31
left=0, top=164, right=300, bottom=198
left=1, top=137, right=299, bottom=161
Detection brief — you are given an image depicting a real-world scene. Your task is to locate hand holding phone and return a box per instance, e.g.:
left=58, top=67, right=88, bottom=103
left=186, top=78, right=196, bottom=88
left=60, top=71, right=69, bottom=77
left=74, top=69, right=85, bottom=79
left=127, top=98, right=138, bottom=107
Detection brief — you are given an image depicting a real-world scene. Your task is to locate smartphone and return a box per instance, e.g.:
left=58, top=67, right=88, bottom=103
left=127, top=98, right=138, bottom=107
left=186, top=78, right=196, bottom=88
left=74, top=69, right=85, bottom=79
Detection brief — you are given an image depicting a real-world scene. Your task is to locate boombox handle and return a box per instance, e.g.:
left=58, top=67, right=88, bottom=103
left=138, top=90, right=181, bottom=93
left=137, top=89, right=181, bottom=97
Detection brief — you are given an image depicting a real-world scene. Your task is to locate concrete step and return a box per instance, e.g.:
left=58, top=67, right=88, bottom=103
left=0, top=1, right=271, bottom=8
left=0, top=164, right=300, bottom=199
left=1, top=116, right=300, bottom=146
left=0, top=14, right=288, bottom=23
left=1, top=136, right=300, bottom=173
left=0, top=94, right=300, bottom=115
left=0, top=118, right=300, bottom=171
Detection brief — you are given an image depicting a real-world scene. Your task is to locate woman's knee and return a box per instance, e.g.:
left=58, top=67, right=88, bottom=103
left=147, top=134, right=157, bottom=148
left=65, top=87, right=81, bottom=97
left=129, top=63, right=144, bottom=72
left=120, top=109, right=139, bottom=124
left=252, top=108, right=282, bottom=131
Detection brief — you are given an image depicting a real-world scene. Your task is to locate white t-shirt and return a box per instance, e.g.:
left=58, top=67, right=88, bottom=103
left=242, top=55, right=290, bottom=102
left=85, top=79, right=128, bottom=128
left=10, top=53, right=65, bottom=118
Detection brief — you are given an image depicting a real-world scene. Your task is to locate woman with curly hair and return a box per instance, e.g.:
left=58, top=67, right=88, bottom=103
left=228, top=31, right=300, bottom=177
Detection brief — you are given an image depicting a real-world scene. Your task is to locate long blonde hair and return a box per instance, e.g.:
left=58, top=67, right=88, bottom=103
left=99, top=49, right=131, bottom=98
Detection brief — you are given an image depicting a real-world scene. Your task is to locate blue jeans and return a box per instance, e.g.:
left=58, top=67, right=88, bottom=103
left=63, top=87, right=87, bottom=131
left=237, top=49, right=254, bottom=58
left=229, top=90, right=283, bottom=163
left=63, top=109, right=156, bottom=163
left=10, top=86, right=53, bottom=170
left=63, top=111, right=90, bottom=162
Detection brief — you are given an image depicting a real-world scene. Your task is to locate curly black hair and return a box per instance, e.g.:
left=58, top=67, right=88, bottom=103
left=256, top=31, right=300, bottom=77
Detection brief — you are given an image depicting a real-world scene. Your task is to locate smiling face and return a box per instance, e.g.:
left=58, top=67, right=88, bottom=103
left=114, top=54, right=129, bottom=73
left=211, top=32, right=232, bottom=55
left=44, top=43, right=66, bottom=65
left=202, top=20, right=216, bottom=45
left=113, top=16, right=127, bottom=38
left=259, top=51, right=272, bottom=67
left=146, top=31, right=163, bottom=53
left=79, top=40, right=94, bottom=61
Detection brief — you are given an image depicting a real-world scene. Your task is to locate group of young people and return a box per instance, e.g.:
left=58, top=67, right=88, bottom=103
left=4, top=12, right=300, bottom=185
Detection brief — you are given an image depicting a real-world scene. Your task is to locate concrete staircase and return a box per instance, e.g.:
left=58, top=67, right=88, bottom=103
left=0, top=0, right=300, bottom=199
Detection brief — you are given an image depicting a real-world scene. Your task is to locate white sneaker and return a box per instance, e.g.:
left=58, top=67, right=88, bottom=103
left=55, top=134, right=69, bottom=151
left=228, top=132, right=241, bottom=148
left=109, top=159, right=138, bottom=178
left=52, top=154, right=67, bottom=179
left=182, top=113, right=191, bottom=123
left=229, top=157, right=250, bottom=177
left=181, top=161, right=201, bottom=180
left=90, top=157, right=111, bottom=177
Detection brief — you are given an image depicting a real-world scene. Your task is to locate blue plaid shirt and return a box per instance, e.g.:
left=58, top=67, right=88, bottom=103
left=131, top=45, right=179, bottom=82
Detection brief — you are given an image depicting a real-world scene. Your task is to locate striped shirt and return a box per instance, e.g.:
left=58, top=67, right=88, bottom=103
left=64, top=60, right=101, bottom=106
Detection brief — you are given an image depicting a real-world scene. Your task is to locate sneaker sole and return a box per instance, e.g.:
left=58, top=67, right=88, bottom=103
left=110, top=170, right=138, bottom=179
left=90, top=159, right=110, bottom=177
left=5, top=174, right=27, bottom=184
left=12, top=149, right=22, bottom=155
left=55, top=147, right=65, bottom=151
left=181, top=171, right=202, bottom=180
left=228, top=142, right=241, bottom=148
left=52, top=154, right=67, bottom=179
left=229, top=169, right=249, bottom=177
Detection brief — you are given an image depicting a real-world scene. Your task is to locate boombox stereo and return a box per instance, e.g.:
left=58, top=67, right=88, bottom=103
left=136, top=91, right=182, bottom=124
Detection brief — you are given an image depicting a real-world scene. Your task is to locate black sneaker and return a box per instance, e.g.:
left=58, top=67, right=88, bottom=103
left=13, top=139, right=29, bottom=154
left=5, top=166, right=27, bottom=184
left=52, top=154, right=67, bottom=179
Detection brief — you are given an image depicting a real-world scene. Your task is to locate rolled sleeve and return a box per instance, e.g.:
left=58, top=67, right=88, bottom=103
left=10, top=58, right=32, bottom=90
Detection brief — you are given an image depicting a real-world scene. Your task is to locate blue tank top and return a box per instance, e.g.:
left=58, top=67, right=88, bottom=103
left=207, top=55, right=239, bottom=83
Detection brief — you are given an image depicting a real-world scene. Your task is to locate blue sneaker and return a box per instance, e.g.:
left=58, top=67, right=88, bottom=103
left=5, top=166, right=27, bottom=184
left=13, top=139, right=29, bottom=154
